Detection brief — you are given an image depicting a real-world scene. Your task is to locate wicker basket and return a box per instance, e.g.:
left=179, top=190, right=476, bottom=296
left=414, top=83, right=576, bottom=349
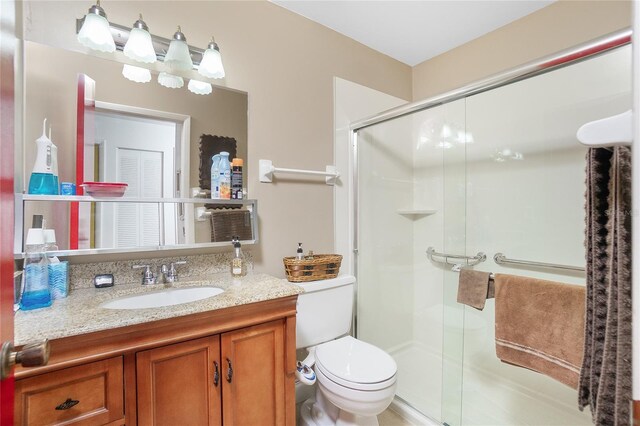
left=283, top=254, right=343, bottom=283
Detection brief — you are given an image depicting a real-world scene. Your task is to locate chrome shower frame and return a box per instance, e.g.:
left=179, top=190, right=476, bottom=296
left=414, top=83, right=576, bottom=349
left=349, top=28, right=631, bottom=340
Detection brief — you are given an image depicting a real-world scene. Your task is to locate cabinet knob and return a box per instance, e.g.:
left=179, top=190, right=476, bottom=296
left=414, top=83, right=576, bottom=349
left=1, top=339, right=50, bottom=380
left=213, top=361, right=219, bottom=386
left=226, top=358, right=233, bottom=383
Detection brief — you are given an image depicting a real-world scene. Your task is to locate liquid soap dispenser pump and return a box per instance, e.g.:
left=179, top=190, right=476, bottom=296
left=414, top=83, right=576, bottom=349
left=230, top=236, right=247, bottom=277
left=28, top=118, right=58, bottom=195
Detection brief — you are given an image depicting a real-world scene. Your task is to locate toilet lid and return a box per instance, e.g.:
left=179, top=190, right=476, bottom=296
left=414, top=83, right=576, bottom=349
left=315, top=336, right=397, bottom=388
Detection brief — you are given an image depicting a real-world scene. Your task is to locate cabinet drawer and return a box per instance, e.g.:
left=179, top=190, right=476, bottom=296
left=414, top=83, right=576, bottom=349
left=15, top=357, right=124, bottom=426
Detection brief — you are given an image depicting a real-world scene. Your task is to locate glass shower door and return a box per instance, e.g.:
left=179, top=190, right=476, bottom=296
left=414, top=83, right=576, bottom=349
left=355, top=42, right=630, bottom=426
left=356, top=99, right=467, bottom=425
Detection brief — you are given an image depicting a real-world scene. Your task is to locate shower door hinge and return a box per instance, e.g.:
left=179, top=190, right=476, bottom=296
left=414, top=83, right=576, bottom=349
left=353, top=248, right=358, bottom=255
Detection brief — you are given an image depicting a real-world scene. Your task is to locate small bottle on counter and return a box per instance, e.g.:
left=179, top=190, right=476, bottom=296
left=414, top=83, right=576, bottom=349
left=296, top=243, right=304, bottom=260
left=230, top=236, right=247, bottom=277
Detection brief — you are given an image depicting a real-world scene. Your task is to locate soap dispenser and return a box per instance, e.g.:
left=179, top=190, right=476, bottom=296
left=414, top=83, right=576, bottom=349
left=28, top=118, right=58, bottom=195
left=20, top=215, right=52, bottom=310
left=230, top=236, right=247, bottom=277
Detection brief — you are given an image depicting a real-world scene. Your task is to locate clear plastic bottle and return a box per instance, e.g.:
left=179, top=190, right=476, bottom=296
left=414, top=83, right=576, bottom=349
left=210, top=154, right=221, bottom=199
left=230, top=236, right=247, bottom=277
left=219, top=152, right=231, bottom=200
left=20, top=229, right=51, bottom=310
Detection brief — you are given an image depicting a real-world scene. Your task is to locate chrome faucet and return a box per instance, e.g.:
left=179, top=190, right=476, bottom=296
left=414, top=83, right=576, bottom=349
left=159, top=261, right=187, bottom=284
left=132, top=264, right=157, bottom=285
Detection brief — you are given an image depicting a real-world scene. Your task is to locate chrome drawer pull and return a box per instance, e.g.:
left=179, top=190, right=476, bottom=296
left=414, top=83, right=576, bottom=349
left=55, top=398, right=79, bottom=410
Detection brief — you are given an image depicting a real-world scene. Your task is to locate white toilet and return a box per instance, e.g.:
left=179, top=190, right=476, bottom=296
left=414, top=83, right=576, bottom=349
left=295, top=275, right=397, bottom=425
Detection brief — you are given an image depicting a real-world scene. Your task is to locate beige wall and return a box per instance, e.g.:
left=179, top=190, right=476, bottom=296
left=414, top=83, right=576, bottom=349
left=22, top=1, right=412, bottom=276
left=21, top=0, right=629, bottom=277
left=412, top=0, right=632, bottom=101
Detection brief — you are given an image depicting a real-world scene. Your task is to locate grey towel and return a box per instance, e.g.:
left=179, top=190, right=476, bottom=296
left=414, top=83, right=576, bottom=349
left=457, top=268, right=493, bottom=310
left=578, top=147, right=632, bottom=425
left=209, top=209, right=253, bottom=242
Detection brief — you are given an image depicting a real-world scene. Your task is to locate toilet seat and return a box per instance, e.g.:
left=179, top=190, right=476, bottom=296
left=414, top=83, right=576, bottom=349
left=315, top=336, right=397, bottom=391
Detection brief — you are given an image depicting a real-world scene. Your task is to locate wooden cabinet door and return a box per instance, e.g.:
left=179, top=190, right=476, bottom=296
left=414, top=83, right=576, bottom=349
left=136, top=336, right=221, bottom=426
left=221, top=320, right=285, bottom=426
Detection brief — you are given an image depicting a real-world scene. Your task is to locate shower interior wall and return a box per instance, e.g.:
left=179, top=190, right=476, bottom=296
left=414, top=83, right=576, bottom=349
left=356, top=45, right=631, bottom=425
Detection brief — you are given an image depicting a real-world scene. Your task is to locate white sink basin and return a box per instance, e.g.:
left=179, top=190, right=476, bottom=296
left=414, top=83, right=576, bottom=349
left=101, top=286, right=224, bottom=310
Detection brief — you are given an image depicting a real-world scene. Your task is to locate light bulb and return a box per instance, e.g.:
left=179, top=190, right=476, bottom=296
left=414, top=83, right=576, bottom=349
left=158, top=72, right=184, bottom=89
left=188, top=79, right=213, bottom=95
left=198, top=37, right=225, bottom=79
left=164, top=26, right=193, bottom=71
left=123, top=14, right=157, bottom=63
left=77, top=1, right=115, bottom=53
left=122, top=64, right=151, bottom=83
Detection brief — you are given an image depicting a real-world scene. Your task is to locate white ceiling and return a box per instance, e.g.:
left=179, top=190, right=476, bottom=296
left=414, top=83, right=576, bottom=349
left=272, top=1, right=555, bottom=66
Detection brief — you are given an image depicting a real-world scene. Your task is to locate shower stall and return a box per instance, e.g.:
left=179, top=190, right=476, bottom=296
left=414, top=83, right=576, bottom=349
left=352, top=32, right=632, bottom=425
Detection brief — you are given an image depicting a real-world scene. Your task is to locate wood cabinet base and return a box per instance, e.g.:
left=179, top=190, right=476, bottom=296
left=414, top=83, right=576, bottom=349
left=14, top=296, right=297, bottom=426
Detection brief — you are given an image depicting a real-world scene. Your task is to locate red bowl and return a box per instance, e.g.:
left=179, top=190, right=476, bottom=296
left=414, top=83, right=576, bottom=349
left=81, top=182, right=128, bottom=198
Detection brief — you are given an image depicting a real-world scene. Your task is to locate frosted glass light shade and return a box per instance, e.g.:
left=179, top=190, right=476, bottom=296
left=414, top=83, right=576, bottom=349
left=77, top=12, right=115, bottom=53
left=165, top=39, right=193, bottom=71
left=188, top=79, right=213, bottom=95
left=124, top=28, right=156, bottom=63
left=158, top=72, right=184, bottom=89
left=122, top=64, right=151, bottom=83
left=198, top=45, right=225, bottom=79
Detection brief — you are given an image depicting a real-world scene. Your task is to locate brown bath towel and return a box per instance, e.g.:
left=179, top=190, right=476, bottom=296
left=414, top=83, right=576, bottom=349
left=457, top=269, right=493, bottom=310
left=494, top=274, right=585, bottom=389
left=579, top=146, right=632, bottom=425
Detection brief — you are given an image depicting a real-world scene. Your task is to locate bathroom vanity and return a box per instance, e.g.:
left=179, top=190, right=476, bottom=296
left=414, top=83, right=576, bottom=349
left=13, top=274, right=302, bottom=425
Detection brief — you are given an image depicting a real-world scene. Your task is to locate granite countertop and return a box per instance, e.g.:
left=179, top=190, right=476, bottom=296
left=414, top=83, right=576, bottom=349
left=14, top=273, right=303, bottom=346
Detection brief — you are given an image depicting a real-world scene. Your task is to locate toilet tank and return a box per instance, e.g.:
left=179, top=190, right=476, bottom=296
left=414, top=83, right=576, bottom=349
left=295, top=274, right=355, bottom=349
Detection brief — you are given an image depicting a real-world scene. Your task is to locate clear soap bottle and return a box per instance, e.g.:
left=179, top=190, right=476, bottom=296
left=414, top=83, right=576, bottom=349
left=20, top=228, right=51, bottom=310
left=230, top=236, right=247, bottom=277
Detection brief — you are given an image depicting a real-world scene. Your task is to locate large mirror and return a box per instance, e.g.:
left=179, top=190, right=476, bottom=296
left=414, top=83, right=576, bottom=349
left=18, top=40, right=250, bottom=254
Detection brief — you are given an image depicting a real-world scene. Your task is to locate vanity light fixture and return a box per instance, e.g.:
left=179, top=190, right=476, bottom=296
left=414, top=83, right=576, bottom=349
left=164, top=26, right=194, bottom=71
left=198, top=37, right=225, bottom=79
left=77, top=0, right=116, bottom=53
left=122, top=64, right=151, bottom=83
left=123, top=14, right=156, bottom=63
left=188, top=79, right=213, bottom=95
left=158, top=72, right=184, bottom=89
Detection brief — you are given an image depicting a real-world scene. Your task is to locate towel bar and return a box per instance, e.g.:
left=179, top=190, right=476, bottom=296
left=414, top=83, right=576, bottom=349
left=426, top=247, right=486, bottom=270
left=493, top=253, right=585, bottom=273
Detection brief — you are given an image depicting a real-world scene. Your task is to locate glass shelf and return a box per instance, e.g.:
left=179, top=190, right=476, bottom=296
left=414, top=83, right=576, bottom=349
left=396, top=209, right=437, bottom=217
left=14, top=193, right=258, bottom=258
left=19, top=194, right=252, bottom=205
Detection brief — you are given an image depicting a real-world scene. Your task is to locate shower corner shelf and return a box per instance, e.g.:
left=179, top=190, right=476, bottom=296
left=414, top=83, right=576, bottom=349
left=396, top=209, right=437, bottom=218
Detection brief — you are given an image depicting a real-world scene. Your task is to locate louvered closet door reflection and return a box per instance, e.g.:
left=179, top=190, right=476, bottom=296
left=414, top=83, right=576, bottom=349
left=116, top=148, right=162, bottom=247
